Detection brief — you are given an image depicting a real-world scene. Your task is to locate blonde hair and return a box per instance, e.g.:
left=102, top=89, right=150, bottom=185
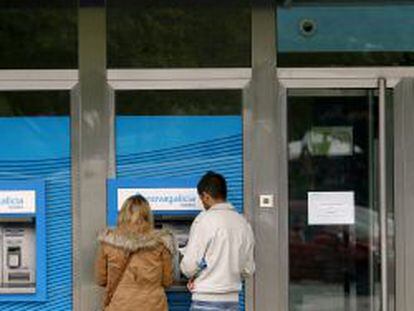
left=117, top=194, right=154, bottom=234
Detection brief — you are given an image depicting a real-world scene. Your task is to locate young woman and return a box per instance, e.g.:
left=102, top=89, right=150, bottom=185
left=95, top=194, right=177, bottom=311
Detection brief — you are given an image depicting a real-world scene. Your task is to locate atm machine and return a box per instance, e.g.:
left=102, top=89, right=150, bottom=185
left=0, top=180, right=46, bottom=302
left=108, top=177, right=202, bottom=310
left=153, top=214, right=196, bottom=288
left=0, top=223, right=36, bottom=291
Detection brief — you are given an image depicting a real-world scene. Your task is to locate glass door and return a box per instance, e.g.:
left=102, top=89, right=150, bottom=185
left=286, top=86, right=395, bottom=311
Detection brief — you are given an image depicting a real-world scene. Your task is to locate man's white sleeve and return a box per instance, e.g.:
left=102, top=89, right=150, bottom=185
left=180, top=216, right=210, bottom=278
left=242, top=223, right=255, bottom=278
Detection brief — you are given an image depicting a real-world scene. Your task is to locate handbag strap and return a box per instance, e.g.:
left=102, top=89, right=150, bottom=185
left=105, top=253, right=133, bottom=306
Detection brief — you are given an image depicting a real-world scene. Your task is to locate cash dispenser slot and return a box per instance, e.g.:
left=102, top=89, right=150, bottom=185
left=8, top=273, right=30, bottom=282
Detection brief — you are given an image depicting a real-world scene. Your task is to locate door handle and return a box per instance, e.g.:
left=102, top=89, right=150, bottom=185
left=378, top=77, right=388, bottom=311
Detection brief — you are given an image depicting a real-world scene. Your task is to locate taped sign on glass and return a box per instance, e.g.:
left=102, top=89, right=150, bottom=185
left=117, top=188, right=203, bottom=211
left=0, top=190, right=36, bottom=214
left=308, top=191, right=355, bottom=225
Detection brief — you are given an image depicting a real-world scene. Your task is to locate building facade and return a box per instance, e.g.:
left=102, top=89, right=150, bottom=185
left=0, top=1, right=413, bottom=310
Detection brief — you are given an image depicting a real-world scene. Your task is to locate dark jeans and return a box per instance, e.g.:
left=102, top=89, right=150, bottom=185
left=190, top=300, right=239, bottom=311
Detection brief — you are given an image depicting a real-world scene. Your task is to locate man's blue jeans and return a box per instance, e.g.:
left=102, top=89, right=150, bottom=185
left=190, top=300, right=239, bottom=311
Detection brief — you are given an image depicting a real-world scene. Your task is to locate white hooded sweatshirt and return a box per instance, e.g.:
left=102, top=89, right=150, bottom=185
left=180, top=202, right=255, bottom=302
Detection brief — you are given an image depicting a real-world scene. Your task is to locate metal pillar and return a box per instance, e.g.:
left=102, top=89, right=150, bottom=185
left=395, top=79, right=414, bottom=311
left=251, top=1, right=288, bottom=310
left=75, top=6, right=109, bottom=311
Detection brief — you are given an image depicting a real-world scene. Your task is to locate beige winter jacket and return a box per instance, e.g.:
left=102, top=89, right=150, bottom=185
left=95, top=228, right=177, bottom=311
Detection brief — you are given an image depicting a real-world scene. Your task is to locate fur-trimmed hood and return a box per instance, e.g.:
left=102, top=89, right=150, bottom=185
left=98, top=228, right=178, bottom=257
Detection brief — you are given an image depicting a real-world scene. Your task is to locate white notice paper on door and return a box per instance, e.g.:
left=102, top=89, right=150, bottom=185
left=308, top=191, right=355, bottom=225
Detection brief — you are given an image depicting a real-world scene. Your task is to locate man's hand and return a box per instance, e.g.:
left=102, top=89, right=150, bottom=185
left=187, top=278, right=195, bottom=292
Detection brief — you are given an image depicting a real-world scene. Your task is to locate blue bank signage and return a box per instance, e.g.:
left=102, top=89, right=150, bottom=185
left=117, top=187, right=203, bottom=211
left=108, top=178, right=203, bottom=226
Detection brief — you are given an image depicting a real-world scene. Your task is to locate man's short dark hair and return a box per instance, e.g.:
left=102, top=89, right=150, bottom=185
left=197, top=171, right=227, bottom=200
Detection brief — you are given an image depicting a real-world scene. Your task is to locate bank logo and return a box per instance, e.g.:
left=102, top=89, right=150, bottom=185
left=0, top=191, right=36, bottom=214
left=118, top=188, right=203, bottom=211
left=146, top=194, right=197, bottom=208
left=0, top=197, right=24, bottom=209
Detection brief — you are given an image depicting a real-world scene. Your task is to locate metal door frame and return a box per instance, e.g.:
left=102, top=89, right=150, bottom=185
left=278, top=72, right=392, bottom=311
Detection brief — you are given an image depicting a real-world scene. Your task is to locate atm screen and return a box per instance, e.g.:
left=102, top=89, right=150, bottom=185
left=154, top=215, right=194, bottom=288
left=154, top=215, right=193, bottom=248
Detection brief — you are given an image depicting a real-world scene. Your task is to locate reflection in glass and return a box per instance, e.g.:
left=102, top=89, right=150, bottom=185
left=0, top=92, right=69, bottom=116
left=0, top=2, right=77, bottom=69
left=116, top=90, right=241, bottom=115
left=107, top=0, right=251, bottom=68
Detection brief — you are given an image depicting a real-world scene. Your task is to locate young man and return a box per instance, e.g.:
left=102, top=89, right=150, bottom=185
left=180, top=171, right=255, bottom=311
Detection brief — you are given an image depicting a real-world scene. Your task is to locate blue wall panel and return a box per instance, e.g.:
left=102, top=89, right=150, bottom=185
left=0, top=117, right=72, bottom=310
left=278, top=5, right=414, bottom=52
left=117, top=116, right=244, bottom=310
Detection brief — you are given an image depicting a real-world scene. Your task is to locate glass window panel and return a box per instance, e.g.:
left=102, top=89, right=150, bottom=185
left=0, top=92, right=69, bottom=116
left=287, top=89, right=395, bottom=311
left=116, top=90, right=242, bottom=115
left=277, top=4, right=414, bottom=67
left=107, top=0, right=251, bottom=68
left=0, top=1, right=77, bottom=69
